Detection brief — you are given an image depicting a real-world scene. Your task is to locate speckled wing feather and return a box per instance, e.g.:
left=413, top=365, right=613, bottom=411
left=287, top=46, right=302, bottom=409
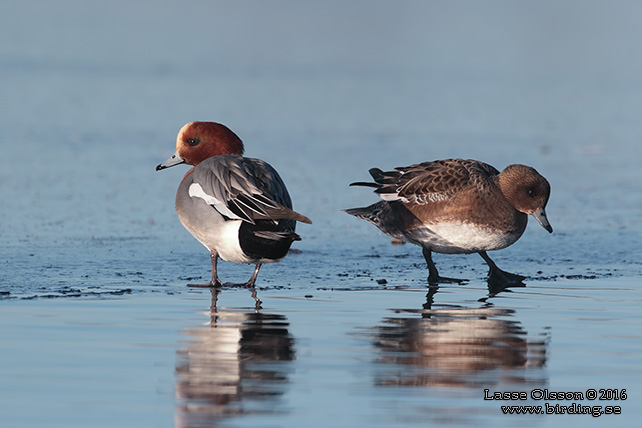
left=369, top=159, right=500, bottom=205
left=191, top=154, right=311, bottom=225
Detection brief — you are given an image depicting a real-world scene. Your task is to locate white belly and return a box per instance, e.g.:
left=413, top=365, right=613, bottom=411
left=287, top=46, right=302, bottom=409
left=180, top=216, right=252, bottom=264
left=212, top=220, right=251, bottom=263
left=408, top=222, right=520, bottom=254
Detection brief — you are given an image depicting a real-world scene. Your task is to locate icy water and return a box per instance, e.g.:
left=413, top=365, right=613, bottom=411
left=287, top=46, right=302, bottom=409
left=2, top=1, right=642, bottom=427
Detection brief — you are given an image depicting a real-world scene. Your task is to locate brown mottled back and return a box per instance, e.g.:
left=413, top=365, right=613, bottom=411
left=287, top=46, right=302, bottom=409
left=374, top=159, right=500, bottom=205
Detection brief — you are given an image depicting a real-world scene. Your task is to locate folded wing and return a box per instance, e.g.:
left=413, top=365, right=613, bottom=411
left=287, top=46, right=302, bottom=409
left=352, top=159, right=500, bottom=205
left=190, top=155, right=312, bottom=225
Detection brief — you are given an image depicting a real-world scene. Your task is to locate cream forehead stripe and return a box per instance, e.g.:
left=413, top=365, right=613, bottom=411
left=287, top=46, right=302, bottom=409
left=176, top=122, right=194, bottom=145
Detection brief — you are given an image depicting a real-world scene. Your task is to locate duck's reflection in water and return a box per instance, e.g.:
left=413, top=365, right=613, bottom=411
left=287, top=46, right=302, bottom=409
left=373, top=287, right=549, bottom=389
left=175, top=289, right=295, bottom=427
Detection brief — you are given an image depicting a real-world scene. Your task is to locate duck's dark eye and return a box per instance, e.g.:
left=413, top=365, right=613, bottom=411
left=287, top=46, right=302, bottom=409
left=187, top=138, right=200, bottom=146
left=527, top=188, right=535, bottom=197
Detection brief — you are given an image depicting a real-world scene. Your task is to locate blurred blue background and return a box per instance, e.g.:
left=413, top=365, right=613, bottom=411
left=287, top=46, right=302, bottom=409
left=2, top=2, right=642, bottom=427
left=2, top=0, right=641, bottom=245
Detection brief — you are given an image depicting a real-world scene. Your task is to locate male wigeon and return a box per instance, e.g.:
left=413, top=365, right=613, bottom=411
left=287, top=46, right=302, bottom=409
left=344, top=159, right=552, bottom=285
left=157, top=121, right=311, bottom=287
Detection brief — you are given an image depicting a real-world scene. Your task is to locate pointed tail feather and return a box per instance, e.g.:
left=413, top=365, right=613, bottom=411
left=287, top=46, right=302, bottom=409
left=349, top=168, right=386, bottom=188
left=343, top=206, right=378, bottom=221
left=253, top=230, right=302, bottom=241
left=343, top=201, right=407, bottom=242
left=349, top=181, right=379, bottom=188
left=253, top=205, right=312, bottom=224
left=368, top=167, right=386, bottom=181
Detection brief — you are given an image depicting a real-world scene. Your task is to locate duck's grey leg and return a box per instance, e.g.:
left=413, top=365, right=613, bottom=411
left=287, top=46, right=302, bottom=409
left=422, top=248, right=467, bottom=285
left=188, top=251, right=224, bottom=288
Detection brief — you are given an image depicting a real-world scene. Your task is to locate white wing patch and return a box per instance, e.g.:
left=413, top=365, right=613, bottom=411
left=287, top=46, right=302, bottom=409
left=379, top=193, right=405, bottom=202
left=379, top=192, right=449, bottom=204
left=188, top=182, right=242, bottom=220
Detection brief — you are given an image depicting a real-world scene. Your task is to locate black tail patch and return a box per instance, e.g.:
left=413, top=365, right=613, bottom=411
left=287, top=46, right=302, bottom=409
left=239, top=220, right=299, bottom=260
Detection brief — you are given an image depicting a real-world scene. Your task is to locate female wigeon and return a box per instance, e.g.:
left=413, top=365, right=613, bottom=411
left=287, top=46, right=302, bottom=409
left=344, top=159, right=552, bottom=285
left=157, top=121, right=311, bottom=287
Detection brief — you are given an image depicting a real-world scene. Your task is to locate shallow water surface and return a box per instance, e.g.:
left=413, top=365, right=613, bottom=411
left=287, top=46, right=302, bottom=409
left=2, top=1, right=642, bottom=427
left=1, top=279, right=640, bottom=427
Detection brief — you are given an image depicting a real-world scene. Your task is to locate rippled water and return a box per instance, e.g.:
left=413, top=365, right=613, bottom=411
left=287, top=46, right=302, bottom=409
left=2, top=1, right=642, bottom=427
